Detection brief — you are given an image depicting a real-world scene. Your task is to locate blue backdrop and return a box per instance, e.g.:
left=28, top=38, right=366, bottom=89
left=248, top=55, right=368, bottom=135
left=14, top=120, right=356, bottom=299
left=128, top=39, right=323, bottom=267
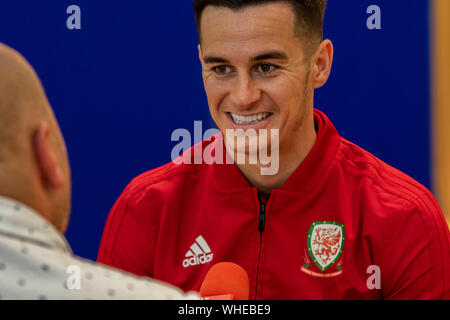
left=0, top=1, right=430, bottom=261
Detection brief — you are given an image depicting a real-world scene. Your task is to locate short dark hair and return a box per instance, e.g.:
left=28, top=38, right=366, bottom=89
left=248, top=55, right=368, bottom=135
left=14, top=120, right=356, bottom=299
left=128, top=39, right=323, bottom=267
left=193, top=0, right=327, bottom=54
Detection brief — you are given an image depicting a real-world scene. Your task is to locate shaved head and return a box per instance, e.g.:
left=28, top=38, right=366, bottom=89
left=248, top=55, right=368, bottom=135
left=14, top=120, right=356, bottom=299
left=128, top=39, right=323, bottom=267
left=0, top=44, right=49, bottom=159
left=0, top=43, right=71, bottom=232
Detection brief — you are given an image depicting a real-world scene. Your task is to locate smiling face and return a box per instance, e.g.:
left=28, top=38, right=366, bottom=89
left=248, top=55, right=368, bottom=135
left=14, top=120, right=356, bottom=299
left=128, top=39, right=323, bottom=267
left=199, top=2, right=316, bottom=153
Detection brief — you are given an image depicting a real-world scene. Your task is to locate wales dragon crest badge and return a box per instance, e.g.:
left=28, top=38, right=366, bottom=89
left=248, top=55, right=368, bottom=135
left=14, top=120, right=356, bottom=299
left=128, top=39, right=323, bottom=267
left=301, top=221, right=345, bottom=278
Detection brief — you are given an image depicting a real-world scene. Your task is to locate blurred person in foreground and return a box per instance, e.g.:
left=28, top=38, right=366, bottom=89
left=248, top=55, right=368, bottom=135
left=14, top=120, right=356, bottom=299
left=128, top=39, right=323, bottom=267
left=0, top=43, right=198, bottom=300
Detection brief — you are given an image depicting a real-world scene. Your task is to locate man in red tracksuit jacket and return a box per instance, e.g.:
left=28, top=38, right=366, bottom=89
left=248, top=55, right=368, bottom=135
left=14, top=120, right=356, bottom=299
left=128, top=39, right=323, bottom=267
left=98, top=0, right=450, bottom=299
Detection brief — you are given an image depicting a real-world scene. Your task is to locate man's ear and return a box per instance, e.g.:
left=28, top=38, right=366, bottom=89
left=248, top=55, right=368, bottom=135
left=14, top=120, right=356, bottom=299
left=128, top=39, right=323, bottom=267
left=33, top=122, right=65, bottom=189
left=311, top=40, right=334, bottom=89
left=198, top=44, right=204, bottom=64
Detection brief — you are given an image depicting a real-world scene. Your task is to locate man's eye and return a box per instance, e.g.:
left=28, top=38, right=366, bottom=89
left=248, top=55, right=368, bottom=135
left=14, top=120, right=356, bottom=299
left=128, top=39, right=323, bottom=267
left=212, top=65, right=232, bottom=75
left=257, top=64, right=277, bottom=74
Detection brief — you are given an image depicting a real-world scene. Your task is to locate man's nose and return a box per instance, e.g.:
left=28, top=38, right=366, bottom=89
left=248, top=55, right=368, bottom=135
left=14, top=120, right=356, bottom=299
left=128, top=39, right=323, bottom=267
left=230, top=75, right=261, bottom=109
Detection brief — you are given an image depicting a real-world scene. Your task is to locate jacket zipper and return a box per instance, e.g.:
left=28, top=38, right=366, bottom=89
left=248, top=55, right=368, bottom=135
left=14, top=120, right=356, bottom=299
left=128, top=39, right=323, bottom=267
left=258, top=201, right=266, bottom=234
left=255, top=192, right=269, bottom=298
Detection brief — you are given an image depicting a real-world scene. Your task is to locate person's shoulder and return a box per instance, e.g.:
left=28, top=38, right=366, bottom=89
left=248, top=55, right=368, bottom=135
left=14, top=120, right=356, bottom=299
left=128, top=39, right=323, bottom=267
left=69, top=255, right=199, bottom=300
left=335, top=138, right=442, bottom=221
left=128, top=162, right=204, bottom=192
left=119, top=155, right=211, bottom=206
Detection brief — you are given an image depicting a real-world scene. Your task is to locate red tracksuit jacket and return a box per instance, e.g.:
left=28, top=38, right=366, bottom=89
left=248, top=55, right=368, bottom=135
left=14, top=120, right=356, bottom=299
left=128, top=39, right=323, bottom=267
left=98, top=109, right=450, bottom=299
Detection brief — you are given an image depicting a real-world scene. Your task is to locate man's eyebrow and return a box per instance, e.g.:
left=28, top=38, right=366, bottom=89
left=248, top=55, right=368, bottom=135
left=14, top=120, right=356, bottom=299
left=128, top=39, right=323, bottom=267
left=202, top=51, right=288, bottom=64
left=203, top=56, right=229, bottom=64
left=251, top=51, right=288, bottom=62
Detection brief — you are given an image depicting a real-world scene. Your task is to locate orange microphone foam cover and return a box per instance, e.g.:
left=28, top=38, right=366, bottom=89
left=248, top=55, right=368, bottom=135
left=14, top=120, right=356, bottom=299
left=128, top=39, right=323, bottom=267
left=199, top=262, right=250, bottom=300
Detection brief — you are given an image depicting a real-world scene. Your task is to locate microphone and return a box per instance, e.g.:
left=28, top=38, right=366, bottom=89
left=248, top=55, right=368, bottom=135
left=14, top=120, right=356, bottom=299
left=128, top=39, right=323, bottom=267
left=199, top=262, right=249, bottom=300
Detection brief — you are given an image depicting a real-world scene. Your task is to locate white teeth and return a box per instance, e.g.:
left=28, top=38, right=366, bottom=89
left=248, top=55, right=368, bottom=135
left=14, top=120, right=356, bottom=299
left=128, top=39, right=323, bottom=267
left=230, top=112, right=270, bottom=125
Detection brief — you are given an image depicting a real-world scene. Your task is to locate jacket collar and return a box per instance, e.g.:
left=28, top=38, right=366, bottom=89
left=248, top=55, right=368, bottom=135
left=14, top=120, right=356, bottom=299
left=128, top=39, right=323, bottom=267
left=212, top=109, right=341, bottom=194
